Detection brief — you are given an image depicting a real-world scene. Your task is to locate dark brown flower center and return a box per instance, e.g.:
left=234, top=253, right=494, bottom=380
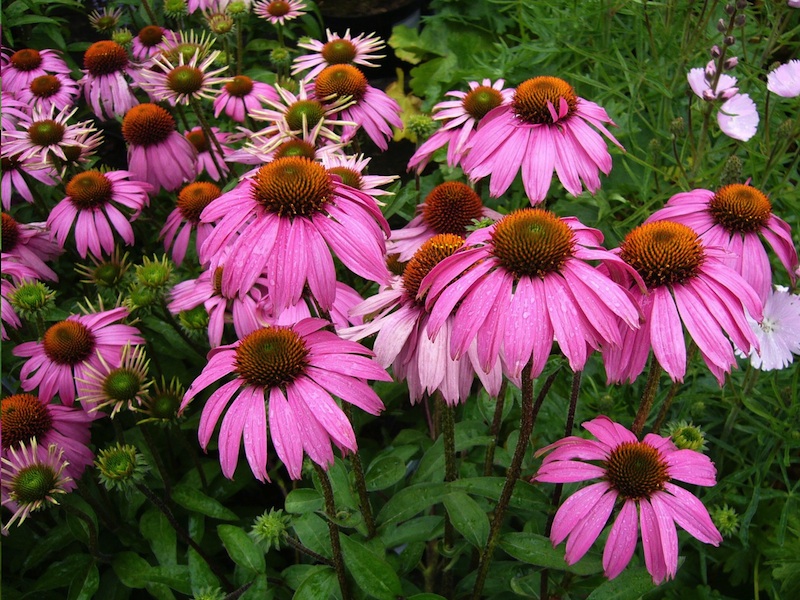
left=28, top=120, right=65, bottom=147
left=178, top=182, right=221, bottom=223
left=604, top=441, right=670, bottom=500
left=709, top=184, right=772, bottom=234
left=185, top=129, right=209, bottom=153
left=234, top=327, right=309, bottom=388
left=138, top=25, right=165, bottom=47
left=463, top=85, right=504, bottom=121
left=321, top=39, right=358, bottom=64
left=285, top=100, right=326, bottom=132
left=225, top=75, right=254, bottom=97
left=491, top=209, right=574, bottom=279
left=213, top=266, right=224, bottom=295
left=620, top=221, right=704, bottom=288
left=386, top=253, right=406, bottom=276
left=403, top=234, right=464, bottom=304
left=513, top=76, right=578, bottom=125
left=10, top=49, right=43, bottom=71
left=251, top=157, right=332, bottom=218
left=273, top=139, right=317, bottom=160
left=422, top=181, right=484, bottom=236
left=29, top=75, right=62, bottom=98
left=1, top=394, right=53, bottom=449
left=84, top=41, right=129, bottom=76
left=315, top=64, right=368, bottom=103
left=66, top=171, right=113, bottom=209
left=328, top=166, right=363, bottom=190
left=167, top=65, right=204, bottom=95
left=42, top=320, right=96, bottom=365
left=266, top=1, right=290, bottom=16
left=2, top=212, right=20, bottom=252
left=122, top=104, right=176, bottom=147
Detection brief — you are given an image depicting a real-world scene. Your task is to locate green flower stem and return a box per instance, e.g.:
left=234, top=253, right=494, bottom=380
left=141, top=0, right=158, bottom=24
left=173, top=421, right=209, bottom=491
left=471, top=364, right=557, bottom=600
left=313, top=463, right=351, bottom=600
left=284, top=535, right=335, bottom=566
left=61, top=503, right=111, bottom=563
left=440, top=393, right=457, bottom=597
left=224, top=582, right=254, bottom=600
left=632, top=357, right=663, bottom=437
left=136, top=482, right=234, bottom=592
left=189, top=97, right=227, bottom=179
left=140, top=422, right=172, bottom=497
left=483, top=380, right=508, bottom=476
left=236, top=23, right=244, bottom=75
left=342, top=403, right=376, bottom=539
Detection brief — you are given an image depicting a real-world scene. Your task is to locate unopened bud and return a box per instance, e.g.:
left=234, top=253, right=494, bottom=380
left=734, top=14, right=746, bottom=26
left=724, top=56, right=739, bottom=70
left=776, top=118, right=795, bottom=141
left=736, top=0, right=747, bottom=9
left=717, top=18, right=727, bottom=32
left=669, top=117, right=685, bottom=137
left=719, top=87, right=739, bottom=100
left=710, top=45, right=722, bottom=58
left=710, top=504, right=740, bottom=537
left=724, top=3, right=736, bottom=15
left=95, top=443, right=149, bottom=491
left=112, top=28, right=133, bottom=47
left=703, top=89, right=717, bottom=102
left=666, top=420, right=707, bottom=451
left=724, top=35, right=736, bottom=46
left=705, top=61, right=717, bottom=81
left=720, top=155, right=743, bottom=186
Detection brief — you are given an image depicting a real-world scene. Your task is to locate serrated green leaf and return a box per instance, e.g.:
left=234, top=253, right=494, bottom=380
left=365, top=455, right=407, bottom=491
left=292, top=566, right=339, bottom=600
left=140, top=509, right=177, bottom=566
left=586, top=566, right=656, bottom=599
left=499, top=532, right=603, bottom=576
left=376, top=482, right=447, bottom=526
left=172, top=484, right=238, bottom=521
left=340, top=535, right=402, bottom=600
left=217, top=525, right=266, bottom=574
left=443, top=492, right=490, bottom=548
left=285, top=488, right=323, bottom=514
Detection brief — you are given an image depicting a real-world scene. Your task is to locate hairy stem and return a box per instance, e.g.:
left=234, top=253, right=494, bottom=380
left=313, top=463, right=351, bottom=600
left=632, top=357, right=663, bottom=437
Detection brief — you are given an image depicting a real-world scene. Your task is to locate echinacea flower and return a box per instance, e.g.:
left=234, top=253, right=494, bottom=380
left=387, top=181, right=501, bottom=261
left=767, top=59, right=800, bottom=98
left=461, top=76, right=623, bottom=202
left=315, top=64, right=403, bottom=151
left=199, top=156, right=391, bottom=312
left=77, top=344, right=152, bottom=416
left=736, top=286, right=800, bottom=371
left=161, top=181, right=222, bottom=266
left=343, top=234, right=503, bottom=405
left=293, top=29, right=386, bottom=80
left=47, top=170, right=152, bottom=259
left=1, top=154, right=57, bottom=210
left=533, top=415, right=722, bottom=584
left=88, top=6, right=124, bottom=33
left=180, top=317, right=390, bottom=481
left=603, top=220, right=763, bottom=385
left=80, top=40, right=140, bottom=120
left=15, top=73, right=81, bottom=113
left=1, top=92, right=30, bottom=131
left=257, top=281, right=365, bottom=331
left=1, top=105, right=98, bottom=165
left=408, top=78, right=515, bottom=173
left=184, top=127, right=234, bottom=181
left=253, top=0, right=307, bottom=25
left=320, top=152, right=398, bottom=204
left=140, top=49, right=229, bottom=106
left=420, top=208, right=641, bottom=380
left=1, top=440, right=72, bottom=531
left=646, top=184, right=798, bottom=302
left=213, top=75, right=279, bottom=122
left=1, top=212, right=62, bottom=281
left=1, top=392, right=96, bottom=483
left=122, top=103, right=198, bottom=192
left=1, top=260, right=39, bottom=340
left=13, top=306, right=144, bottom=405
left=0, top=48, right=71, bottom=95
left=131, top=25, right=175, bottom=61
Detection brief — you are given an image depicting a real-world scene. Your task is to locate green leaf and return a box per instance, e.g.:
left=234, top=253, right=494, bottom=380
left=449, top=478, right=548, bottom=511
left=188, top=546, right=219, bottom=594
left=292, top=566, right=339, bottom=600
left=443, top=492, right=490, bottom=548
left=112, top=551, right=153, bottom=588
left=68, top=561, right=99, bottom=600
left=586, top=566, right=656, bottom=599
left=340, top=535, right=403, bottom=600
left=240, top=574, right=269, bottom=600
left=293, top=513, right=333, bottom=558
left=499, top=532, right=603, bottom=576
left=148, top=565, right=193, bottom=594
left=217, top=525, right=266, bottom=574
left=381, top=516, right=444, bottom=547
left=408, top=595, right=449, bottom=600
left=32, top=554, right=93, bottom=592
left=172, top=484, right=238, bottom=520
left=285, top=488, right=324, bottom=514
left=140, top=509, right=177, bottom=566
left=365, top=455, right=407, bottom=491
left=376, top=482, right=447, bottom=526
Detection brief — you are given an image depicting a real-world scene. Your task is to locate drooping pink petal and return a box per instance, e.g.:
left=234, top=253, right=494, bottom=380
left=603, top=499, right=639, bottom=579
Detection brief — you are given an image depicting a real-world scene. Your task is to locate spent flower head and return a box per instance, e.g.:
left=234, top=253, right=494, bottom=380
left=138, top=377, right=186, bottom=425
left=250, top=508, right=291, bottom=551
left=665, top=420, right=707, bottom=451
left=710, top=503, right=740, bottom=537
left=95, top=443, right=150, bottom=491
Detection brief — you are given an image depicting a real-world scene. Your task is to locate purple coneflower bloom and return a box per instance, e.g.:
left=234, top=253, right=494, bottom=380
left=293, top=29, right=386, bottom=80
left=534, top=415, right=722, bottom=584
left=180, top=318, right=390, bottom=481
left=253, top=0, right=307, bottom=24
left=257, top=280, right=365, bottom=331
left=80, top=41, right=140, bottom=120
left=420, top=208, right=641, bottom=380
left=320, top=152, right=398, bottom=204
left=603, top=220, right=763, bottom=385
left=77, top=344, right=151, bottom=416
left=131, top=25, right=176, bottom=61
left=1, top=154, right=57, bottom=210
left=0, top=48, right=71, bottom=95
left=1, top=105, right=97, bottom=165
left=140, top=49, right=229, bottom=106
left=767, top=59, right=800, bottom=98
left=13, top=306, right=144, bottom=405
left=1, top=260, right=39, bottom=340
left=161, top=181, right=222, bottom=266
left=15, top=73, right=80, bottom=113
left=2, top=212, right=62, bottom=281
left=184, top=126, right=234, bottom=181
left=408, top=78, right=515, bottom=173
left=736, top=286, right=800, bottom=371
left=461, top=76, right=623, bottom=202
left=213, top=75, right=279, bottom=122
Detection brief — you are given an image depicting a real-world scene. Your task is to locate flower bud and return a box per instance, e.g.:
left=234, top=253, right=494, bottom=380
left=95, top=443, right=150, bottom=491
left=736, top=0, right=747, bottom=8
left=734, top=14, right=746, bottom=26
left=703, top=89, right=717, bottom=102
left=724, top=35, right=736, bottom=46
left=669, top=117, right=685, bottom=137
left=163, top=0, right=188, bottom=18
left=717, top=18, right=727, bottom=32
left=710, top=45, right=721, bottom=58
left=724, top=56, right=739, bottom=70
left=9, top=281, right=56, bottom=320
left=666, top=420, right=707, bottom=451
left=407, top=114, right=439, bottom=138
left=719, top=87, right=739, bottom=100
left=250, top=508, right=291, bottom=551
left=720, top=155, right=743, bottom=186
left=705, top=60, right=717, bottom=81
left=270, top=47, right=293, bottom=70
left=112, top=28, right=133, bottom=47
left=710, top=504, right=740, bottom=537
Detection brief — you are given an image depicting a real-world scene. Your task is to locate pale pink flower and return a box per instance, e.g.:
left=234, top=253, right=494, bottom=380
left=1, top=92, right=30, bottom=131
left=461, top=76, right=623, bottom=202
left=184, top=126, right=234, bottom=181
left=420, top=208, right=641, bottom=380
left=15, top=73, right=80, bottom=113
left=180, top=318, right=389, bottom=481
left=161, top=182, right=222, bottom=266
left=47, top=170, right=152, bottom=259
left=1, top=154, right=57, bottom=210
left=736, top=286, right=800, bottom=371
left=79, top=41, right=140, bottom=120
left=645, top=184, right=797, bottom=302
left=533, top=416, right=722, bottom=584
left=767, top=59, right=800, bottom=98
left=12, top=306, right=144, bottom=405
left=0, top=48, right=71, bottom=95
left=408, top=78, right=515, bottom=173
left=687, top=64, right=738, bottom=101
left=1, top=213, right=62, bottom=281
left=253, top=0, right=307, bottom=24
left=603, top=221, right=763, bottom=385
left=293, top=29, right=386, bottom=80
left=213, top=75, right=279, bottom=122
left=717, top=93, right=758, bottom=141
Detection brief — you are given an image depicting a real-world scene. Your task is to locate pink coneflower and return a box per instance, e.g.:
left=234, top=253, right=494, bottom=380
left=234, top=130, right=344, bottom=167
left=461, top=77, right=623, bottom=202
left=253, top=0, right=307, bottom=24
left=2, top=212, right=62, bottom=281
left=180, top=317, right=389, bottom=481
left=408, top=78, right=515, bottom=173
left=1, top=440, right=72, bottom=531
left=1, top=392, right=96, bottom=483
left=12, top=306, right=144, bottom=405
left=1, top=260, right=39, bottom=340
left=213, top=75, right=279, bottom=122
left=122, top=103, right=197, bottom=192
left=140, top=49, right=229, bottom=106
left=161, top=182, right=222, bottom=266
left=257, top=281, right=365, bottom=331
left=15, top=73, right=80, bottom=113
left=80, top=41, right=140, bottom=120
left=88, top=6, right=124, bottom=33
left=131, top=25, right=175, bottom=61
left=767, top=59, right=800, bottom=98
left=199, top=156, right=391, bottom=312
left=420, top=208, right=641, bottom=380
left=344, top=234, right=502, bottom=405
left=314, top=64, right=402, bottom=151
left=1, top=92, right=30, bottom=131
left=646, top=184, right=798, bottom=302
left=320, top=152, right=398, bottom=204
left=533, top=415, right=722, bottom=584
left=77, top=344, right=151, bottom=416
left=293, top=29, right=386, bottom=80
left=736, top=286, right=800, bottom=371
left=603, top=220, right=763, bottom=385
left=0, top=48, right=71, bottom=95
left=1, top=105, right=98, bottom=165
left=184, top=126, right=234, bottom=181
left=387, top=181, right=501, bottom=261
left=1, top=154, right=57, bottom=210
left=47, top=169, right=152, bottom=259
